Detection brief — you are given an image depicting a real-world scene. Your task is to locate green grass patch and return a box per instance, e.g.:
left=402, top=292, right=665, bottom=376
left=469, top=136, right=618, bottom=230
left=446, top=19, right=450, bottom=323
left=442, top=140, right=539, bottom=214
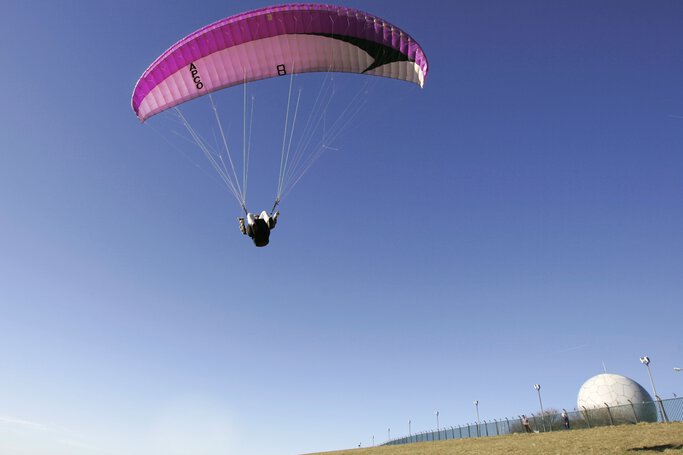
left=304, top=422, right=683, bottom=455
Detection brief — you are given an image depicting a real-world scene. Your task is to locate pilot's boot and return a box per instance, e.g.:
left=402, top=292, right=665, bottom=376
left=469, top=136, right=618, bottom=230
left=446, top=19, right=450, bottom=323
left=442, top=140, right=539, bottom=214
left=238, top=217, right=246, bottom=235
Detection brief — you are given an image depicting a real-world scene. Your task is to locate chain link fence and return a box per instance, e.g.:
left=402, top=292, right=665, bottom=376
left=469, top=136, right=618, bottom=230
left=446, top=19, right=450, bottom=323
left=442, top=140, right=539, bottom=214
left=384, top=397, right=683, bottom=446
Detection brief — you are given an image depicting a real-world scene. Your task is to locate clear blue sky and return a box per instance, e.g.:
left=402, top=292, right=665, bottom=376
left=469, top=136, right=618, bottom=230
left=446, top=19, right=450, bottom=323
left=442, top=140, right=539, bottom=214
left=1, top=1, right=682, bottom=454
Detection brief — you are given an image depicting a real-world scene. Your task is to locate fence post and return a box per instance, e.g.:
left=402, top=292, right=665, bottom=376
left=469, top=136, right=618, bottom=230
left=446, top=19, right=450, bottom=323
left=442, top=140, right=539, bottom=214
left=627, top=400, right=638, bottom=423
left=505, top=417, right=510, bottom=434
left=582, top=406, right=591, bottom=429
left=484, top=420, right=489, bottom=436
left=655, top=396, right=670, bottom=423
left=494, top=419, right=499, bottom=436
left=467, top=423, right=471, bottom=438
left=531, top=413, right=538, bottom=432
left=604, top=402, right=615, bottom=426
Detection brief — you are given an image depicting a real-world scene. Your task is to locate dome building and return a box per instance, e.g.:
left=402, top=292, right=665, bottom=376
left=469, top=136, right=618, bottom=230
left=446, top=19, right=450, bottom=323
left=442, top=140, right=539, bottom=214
left=577, top=373, right=658, bottom=423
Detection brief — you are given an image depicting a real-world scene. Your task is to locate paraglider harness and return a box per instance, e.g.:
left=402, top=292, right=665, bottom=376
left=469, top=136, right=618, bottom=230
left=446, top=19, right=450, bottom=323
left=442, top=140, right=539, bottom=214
left=246, top=216, right=272, bottom=247
left=240, top=200, right=279, bottom=247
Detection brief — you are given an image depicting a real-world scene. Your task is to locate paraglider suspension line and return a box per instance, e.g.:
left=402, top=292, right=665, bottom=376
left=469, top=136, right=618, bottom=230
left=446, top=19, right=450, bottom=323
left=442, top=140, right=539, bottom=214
left=270, top=198, right=280, bottom=216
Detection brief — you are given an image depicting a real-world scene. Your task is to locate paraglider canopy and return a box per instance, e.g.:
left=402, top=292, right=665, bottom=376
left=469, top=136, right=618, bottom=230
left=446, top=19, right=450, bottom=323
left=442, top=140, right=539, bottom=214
left=131, top=4, right=428, bottom=242
left=131, top=3, right=428, bottom=122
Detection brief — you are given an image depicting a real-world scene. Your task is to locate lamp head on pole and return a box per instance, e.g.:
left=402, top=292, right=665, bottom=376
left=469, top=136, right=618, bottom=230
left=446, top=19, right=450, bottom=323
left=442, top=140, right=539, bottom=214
left=640, top=356, right=650, bottom=366
left=474, top=400, right=478, bottom=406
left=533, top=384, right=541, bottom=391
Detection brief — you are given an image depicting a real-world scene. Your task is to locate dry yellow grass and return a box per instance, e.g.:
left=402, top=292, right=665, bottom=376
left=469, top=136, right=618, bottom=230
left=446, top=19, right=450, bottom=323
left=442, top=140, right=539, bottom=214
left=304, top=422, right=683, bottom=455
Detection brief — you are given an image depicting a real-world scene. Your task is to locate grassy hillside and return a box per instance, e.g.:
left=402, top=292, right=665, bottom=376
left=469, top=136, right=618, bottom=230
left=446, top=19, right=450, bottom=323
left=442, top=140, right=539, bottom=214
left=304, top=422, right=683, bottom=455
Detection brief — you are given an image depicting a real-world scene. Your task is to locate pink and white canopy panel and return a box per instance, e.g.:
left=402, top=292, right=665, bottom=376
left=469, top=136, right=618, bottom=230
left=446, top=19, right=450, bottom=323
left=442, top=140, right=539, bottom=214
left=131, top=3, right=429, bottom=122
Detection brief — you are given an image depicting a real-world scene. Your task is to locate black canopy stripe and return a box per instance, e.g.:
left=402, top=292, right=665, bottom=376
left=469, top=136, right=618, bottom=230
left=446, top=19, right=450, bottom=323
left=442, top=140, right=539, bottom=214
left=304, top=33, right=411, bottom=73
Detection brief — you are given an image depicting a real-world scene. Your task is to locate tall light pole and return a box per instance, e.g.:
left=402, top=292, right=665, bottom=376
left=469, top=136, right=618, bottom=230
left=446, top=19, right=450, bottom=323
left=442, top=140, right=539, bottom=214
left=474, top=400, right=480, bottom=437
left=435, top=411, right=440, bottom=430
left=640, top=356, right=669, bottom=422
left=409, top=419, right=411, bottom=436
left=388, top=427, right=391, bottom=441
left=640, top=357, right=659, bottom=397
left=533, top=384, right=547, bottom=431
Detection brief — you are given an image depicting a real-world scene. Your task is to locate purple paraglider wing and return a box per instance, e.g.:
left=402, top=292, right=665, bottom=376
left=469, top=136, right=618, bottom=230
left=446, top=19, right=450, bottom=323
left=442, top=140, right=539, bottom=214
left=131, top=3, right=428, bottom=122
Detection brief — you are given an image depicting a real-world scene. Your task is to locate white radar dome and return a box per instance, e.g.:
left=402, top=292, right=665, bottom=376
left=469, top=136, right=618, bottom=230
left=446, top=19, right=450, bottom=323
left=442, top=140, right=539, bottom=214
left=577, top=373, right=657, bottom=423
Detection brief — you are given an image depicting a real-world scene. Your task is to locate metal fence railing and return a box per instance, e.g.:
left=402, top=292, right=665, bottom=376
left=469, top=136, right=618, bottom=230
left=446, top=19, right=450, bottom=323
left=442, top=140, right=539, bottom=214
left=384, top=397, right=683, bottom=446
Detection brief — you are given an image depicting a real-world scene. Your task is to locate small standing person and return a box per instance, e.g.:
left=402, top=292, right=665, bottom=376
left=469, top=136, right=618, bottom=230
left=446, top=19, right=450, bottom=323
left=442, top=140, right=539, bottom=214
left=521, top=415, right=533, bottom=433
left=561, top=409, right=570, bottom=430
